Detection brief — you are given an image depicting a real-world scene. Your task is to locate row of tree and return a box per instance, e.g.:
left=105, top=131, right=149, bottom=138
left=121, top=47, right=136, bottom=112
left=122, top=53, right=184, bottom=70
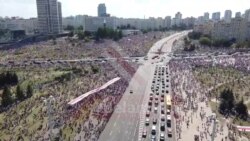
left=219, top=89, right=248, bottom=120
left=1, top=84, right=33, bottom=107
left=236, top=40, right=250, bottom=48
left=188, top=31, right=235, bottom=48
left=199, top=37, right=235, bottom=47
left=95, top=27, right=123, bottom=41
left=188, top=31, right=202, bottom=40
left=0, top=72, right=18, bottom=88
left=183, top=37, right=196, bottom=51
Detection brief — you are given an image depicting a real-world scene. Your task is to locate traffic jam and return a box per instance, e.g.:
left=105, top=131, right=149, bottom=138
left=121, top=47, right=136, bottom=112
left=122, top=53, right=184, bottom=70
left=142, top=65, right=173, bottom=141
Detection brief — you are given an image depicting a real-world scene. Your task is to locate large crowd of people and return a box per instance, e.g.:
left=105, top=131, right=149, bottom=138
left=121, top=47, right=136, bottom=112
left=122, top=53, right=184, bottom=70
left=0, top=32, right=164, bottom=63
left=0, top=57, right=138, bottom=141
left=169, top=53, right=250, bottom=141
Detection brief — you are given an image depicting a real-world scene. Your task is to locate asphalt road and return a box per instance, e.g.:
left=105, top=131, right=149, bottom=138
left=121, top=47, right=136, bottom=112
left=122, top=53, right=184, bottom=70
left=99, top=31, right=189, bottom=141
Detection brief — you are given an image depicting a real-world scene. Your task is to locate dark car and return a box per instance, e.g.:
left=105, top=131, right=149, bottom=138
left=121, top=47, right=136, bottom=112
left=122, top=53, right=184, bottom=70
left=142, top=129, right=147, bottom=138
left=160, top=123, right=165, bottom=131
left=152, top=118, right=157, bottom=125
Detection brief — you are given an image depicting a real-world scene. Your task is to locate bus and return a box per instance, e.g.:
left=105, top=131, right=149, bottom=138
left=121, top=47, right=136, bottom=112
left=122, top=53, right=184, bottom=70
left=165, top=95, right=171, bottom=111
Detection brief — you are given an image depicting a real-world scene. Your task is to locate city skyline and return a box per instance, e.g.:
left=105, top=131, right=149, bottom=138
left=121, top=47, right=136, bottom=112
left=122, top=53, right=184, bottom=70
left=0, top=0, right=249, bottom=19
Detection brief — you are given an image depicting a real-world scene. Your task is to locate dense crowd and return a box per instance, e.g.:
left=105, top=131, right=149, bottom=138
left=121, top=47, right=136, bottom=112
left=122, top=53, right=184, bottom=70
left=0, top=32, right=164, bottom=63
left=72, top=79, right=128, bottom=141
left=169, top=53, right=250, bottom=141
left=0, top=57, right=138, bottom=140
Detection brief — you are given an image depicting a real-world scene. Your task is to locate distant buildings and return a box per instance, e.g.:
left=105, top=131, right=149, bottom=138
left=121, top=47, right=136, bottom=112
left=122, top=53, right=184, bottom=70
left=235, top=12, right=241, bottom=18
left=36, top=0, right=63, bottom=34
left=204, top=12, right=209, bottom=21
left=212, top=12, right=221, bottom=21
left=175, top=12, right=182, bottom=19
left=3, top=1, right=249, bottom=43
left=194, top=21, right=214, bottom=35
left=194, top=9, right=250, bottom=42
left=84, top=16, right=115, bottom=32
left=171, top=12, right=182, bottom=27
left=245, top=9, right=250, bottom=22
left=196, top=16, right=205, bottom=24
left=0, top=18, right=38, bottom=35
left=212, top=18, right=249, bottom=42
left=98, top=3, right=109, bottom=17
left=182, top=17, right=195, bottom=28
left=58, top=2, right=63, bottom=33
left=61, top=9, right=197, bottom=32
left=164, top=16, right=172, bottom=29
left=224, top=10, right=232, bottom=23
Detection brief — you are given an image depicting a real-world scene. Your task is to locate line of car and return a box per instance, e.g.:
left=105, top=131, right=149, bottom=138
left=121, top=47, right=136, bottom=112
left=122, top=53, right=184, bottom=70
left=142, top=65, right=172, bottom=141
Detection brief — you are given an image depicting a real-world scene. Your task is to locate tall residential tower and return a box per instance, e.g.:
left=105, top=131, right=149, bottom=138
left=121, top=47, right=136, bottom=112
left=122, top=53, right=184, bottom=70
left=36, top=0, right=63, bottom=34
left=98, top=3, right=107, bottom=17
left=224, top=10, right=232, bottom=23
left=212, top=12, right=221, bottom=21
left=204, top=12, right=210, bottom=21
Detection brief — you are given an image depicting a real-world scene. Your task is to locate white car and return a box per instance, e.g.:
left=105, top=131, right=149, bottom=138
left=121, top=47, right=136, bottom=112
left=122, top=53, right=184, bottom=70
left=145, top=118, right=150, bottom=125
left=151, top=125, right=156, bottom=135
left=154, top=107, right=158, bottom=113
left=160, top=132, right=165, bottom=141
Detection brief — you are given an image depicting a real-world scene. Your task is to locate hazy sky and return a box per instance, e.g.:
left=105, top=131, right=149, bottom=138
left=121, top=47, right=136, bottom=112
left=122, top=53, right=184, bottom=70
left=0, top=0, right=249, bottom=19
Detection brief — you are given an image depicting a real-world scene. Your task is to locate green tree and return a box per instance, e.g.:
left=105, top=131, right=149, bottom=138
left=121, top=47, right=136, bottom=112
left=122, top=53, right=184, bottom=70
left=84, top=31, right=91, bottom=37
left=1, top=86, right=12, bottom=107
left=247, top=40, right=250, bottom=48
left=26, top=84, right=33, bottom=98
left=77, top=25, right=83, bottom=31
left=91, top=66, right=99, bottom=74
left=16, top=85, right=25, bottom=101
left=77, top=31, right=85, bottom=40
left=68, top=31, right=74, bottom=37
left=199, top=37, right=211, bottom=46
left=219, top=100, right=227, bottom=115
left=219, top=89, right=235, bottom=116
left=235, top=99, right=248, bottom=120
left=212, top=39, right=224, bottom=47
left=118, top=30, right=123, bottom=39
left=188, top=32, right=202, bottom=40
left=95, top=27, right=122, bottom=41
left=65, top=25, right=74, bottom=31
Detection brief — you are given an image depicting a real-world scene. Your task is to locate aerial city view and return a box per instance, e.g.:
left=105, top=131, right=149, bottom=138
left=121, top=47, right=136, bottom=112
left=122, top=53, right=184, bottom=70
left=0, top=0, right=250, bottom=141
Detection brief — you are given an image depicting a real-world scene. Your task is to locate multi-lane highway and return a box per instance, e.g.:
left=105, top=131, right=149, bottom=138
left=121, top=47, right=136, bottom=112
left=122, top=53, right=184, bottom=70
left=99, top=31, right=189, bottom=141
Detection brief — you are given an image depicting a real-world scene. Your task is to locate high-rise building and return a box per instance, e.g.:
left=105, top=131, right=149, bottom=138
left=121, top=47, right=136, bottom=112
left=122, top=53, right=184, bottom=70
left=196, top=16, right=205, bottom=24
left=175, top=12, right=182, bottom=19
left=36, top=0, right=62, bottom=34
left=212, top=12, right=221, bottom=21
left=235, top=12, right=241, bottom=18
left=164, top=16, right=171, bottom=28
left=244, top=9, right=250, bottom=22
left=204, top=12, right=209, bottom=21
left=57, top=2, right=63, bottom=33
left=98, top=3, right=107, bottom=17
left=212, top=18, right=248, bottom=42
left=224, top=10, right=232, bottom=23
